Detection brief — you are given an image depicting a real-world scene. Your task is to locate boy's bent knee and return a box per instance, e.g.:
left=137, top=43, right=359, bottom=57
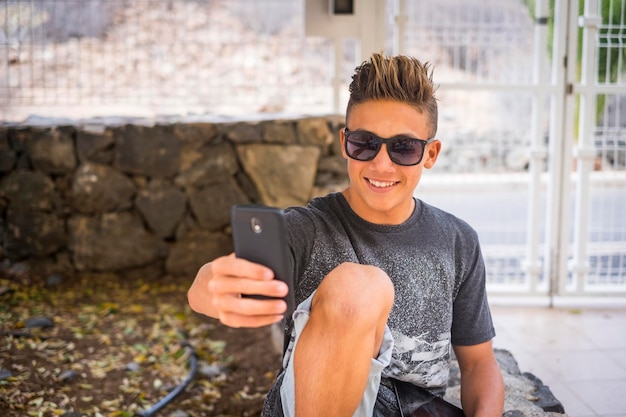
left=312, top=262, right=395, bottom=324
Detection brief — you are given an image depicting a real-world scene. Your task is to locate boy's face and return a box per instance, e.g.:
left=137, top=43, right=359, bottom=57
left=340, top=99, right=441, bottom=225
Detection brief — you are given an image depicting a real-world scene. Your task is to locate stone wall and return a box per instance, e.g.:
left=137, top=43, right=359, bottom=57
left=0, top=116, right=348, bottom=279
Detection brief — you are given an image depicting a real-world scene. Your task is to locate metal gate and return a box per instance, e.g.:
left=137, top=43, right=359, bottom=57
left=394, top=0, right=626, bottom=303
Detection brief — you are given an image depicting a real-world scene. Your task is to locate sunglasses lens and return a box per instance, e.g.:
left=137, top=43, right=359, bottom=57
left=345, top=133, right=380, bottom=161
left=345, top=130, right=427, bottom=166
left=388, top=137, right=423, bottom=166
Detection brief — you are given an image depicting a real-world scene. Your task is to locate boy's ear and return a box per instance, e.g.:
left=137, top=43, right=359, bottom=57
left=423, top=140, right=442, bottom=169
left=339, top=128, right=348, bottom=160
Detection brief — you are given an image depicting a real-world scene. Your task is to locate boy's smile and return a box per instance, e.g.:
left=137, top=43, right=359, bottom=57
left=340, top=99, right=441, bottom=225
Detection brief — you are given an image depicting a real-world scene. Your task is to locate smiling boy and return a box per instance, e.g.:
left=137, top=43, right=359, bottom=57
left=187, top=53, right=504, bottom=417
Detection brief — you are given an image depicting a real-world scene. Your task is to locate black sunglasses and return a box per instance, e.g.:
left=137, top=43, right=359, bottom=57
left=343, top=128, right=436, bottom=166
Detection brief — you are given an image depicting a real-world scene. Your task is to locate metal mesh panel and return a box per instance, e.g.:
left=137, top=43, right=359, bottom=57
left=584, top=92, right=626, bottom=289
left=567, top=0, right=626, bottom=292
left=401, top=0, right=535, bottom=84
left=0, top=0, right=333, bottom=121
left=401, top=0, right=546, bottom=289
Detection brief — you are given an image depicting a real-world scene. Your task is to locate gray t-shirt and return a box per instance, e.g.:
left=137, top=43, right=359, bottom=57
left=263, top=192, right=495, bottom=414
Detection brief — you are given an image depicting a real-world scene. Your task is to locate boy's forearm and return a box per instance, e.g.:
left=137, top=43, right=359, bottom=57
left=459, top=359, right=505, bottom=417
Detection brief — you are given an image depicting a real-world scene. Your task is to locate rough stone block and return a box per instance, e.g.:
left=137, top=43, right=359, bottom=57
left=262, top=121, right=297, bottom=144
left=189, top=178, right=250, bottom=230
left=296, top=118, right=334, bottom=152
left=175, top=142, right=239, bottom=190
left=135, top=180, right=187, bottom=238
left=166, top=230, right=232, bottom=277
left=236, top=144, right=320, bottom=208
left=69, top=212, right=167, bottom=271
left=76, top=125, right=115, bottom=164
left=114, top=124, right=181, bottom=178
left=28, top=127, right=77, bottom=174
left=4, top=208, right=65, bottom=260
left=0, top=170, right=59, bottom=212
left=71, top=163, right=136, bottom=214
left=225, top=122, right=262, bottom=143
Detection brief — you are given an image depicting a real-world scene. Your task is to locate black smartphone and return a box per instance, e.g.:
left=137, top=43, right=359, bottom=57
left=230, top=204, right=295, bottom=318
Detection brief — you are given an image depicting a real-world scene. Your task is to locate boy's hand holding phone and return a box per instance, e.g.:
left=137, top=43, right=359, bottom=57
left=230, top=205, right=295, bottom=317
left=187, top=205, right=294, bottom=329
left=194, top=254, right=289, bottom=328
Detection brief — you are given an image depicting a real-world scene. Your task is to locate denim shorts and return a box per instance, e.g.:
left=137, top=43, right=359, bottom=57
left=278, top=291, right=395, bottom=417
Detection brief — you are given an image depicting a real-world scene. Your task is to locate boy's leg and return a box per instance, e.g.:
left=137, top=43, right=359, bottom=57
left=293, top=262, right=395, bottom=417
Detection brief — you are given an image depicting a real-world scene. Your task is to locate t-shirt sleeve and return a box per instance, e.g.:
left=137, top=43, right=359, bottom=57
left=450, top=230, right=496, bottom=346
left=284, top=206, right=316, bottom=287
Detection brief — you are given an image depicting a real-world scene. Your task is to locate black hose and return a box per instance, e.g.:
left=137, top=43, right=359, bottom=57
left=135, top=341, right=198, bottom=417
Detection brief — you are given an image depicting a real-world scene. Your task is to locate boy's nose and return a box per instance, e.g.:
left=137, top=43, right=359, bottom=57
left=370, top=144, right=396, bottom=170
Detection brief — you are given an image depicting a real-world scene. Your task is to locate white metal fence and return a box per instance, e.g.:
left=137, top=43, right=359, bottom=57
left=402, top=0, right=626, bottom=302
left=1, top=0, right=624, bottom=302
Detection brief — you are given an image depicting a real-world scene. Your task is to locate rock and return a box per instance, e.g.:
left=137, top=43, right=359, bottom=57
left=174, top=142, right=239, bottom=191
left=262, top=121, right=297, bottom=144
left=236, top=144, right=320, bottom=208
left=5, top=262, right=30, bottom=278
left=225, top=122, right=262, bottom=143
left=446, top=350, right=567, bottom=417
left=58, top=369, right=78, bottom=383
left=296, top=118, right=334, bottom=153
left=523, top=372, right=566, bottom=413
left=495, top=348, right=522, bottom=376
left=166, top=230, right=232, bottom=277
left=4, top=208, right=66, bottom=259
left=174, top=122, right=218, bottom=145
left=60, top=412, right=84, bottom=417
left=27, top=127, right=77, bottom=174
left=0, top=170, right=59, bottom=212
left=71, top=163, right=136, bottom=214
left=168, top=410, right=190, bottom=417
left=135, top=181, right=187, bottom=238
left=317, top=155, right=348, bottom=176
left=76, top=124, right=115, bottom=164
left=188, top=179, right=250, bottom=230
left=199, top=362, right=228, bottom=378
left=174, top=123, right=220, bottom=172
left=25, top=316, right=54, bottom=329
left=0, top=368, right=12, bottom=380
left=69, top=212, right=167, bottom=271
left=114, top=124, right=181, bottom=178
left=8, top=127, right=31, bottom=153
left=125, top=362, right=140, bottom=372
left=0, top=149, right=16, bottom=173
left=46, top=273, right=65, bottom=287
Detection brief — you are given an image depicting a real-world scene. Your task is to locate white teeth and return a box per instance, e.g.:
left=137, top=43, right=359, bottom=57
left=368, top=179, right=395, bottom=188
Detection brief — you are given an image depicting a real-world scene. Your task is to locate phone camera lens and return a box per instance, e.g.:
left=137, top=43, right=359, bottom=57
left=250, top=217, right=262, bottom=234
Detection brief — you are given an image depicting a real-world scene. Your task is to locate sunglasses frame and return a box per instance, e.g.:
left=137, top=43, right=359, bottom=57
left=343, top=128, right=436, bottom=166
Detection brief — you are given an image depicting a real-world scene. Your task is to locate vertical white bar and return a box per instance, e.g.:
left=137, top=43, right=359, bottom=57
left=525, top=0, right=550, bottom=293
left=394, top=0, right=407, bottom=55
left=571, top=0, right=601, bottom=292
left=545, top=0, right=578, bottom=301
left=333, top=37, right=342, bottom=115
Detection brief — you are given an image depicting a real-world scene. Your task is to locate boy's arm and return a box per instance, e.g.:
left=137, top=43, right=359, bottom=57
left=453, top=340, right=505, bottom=417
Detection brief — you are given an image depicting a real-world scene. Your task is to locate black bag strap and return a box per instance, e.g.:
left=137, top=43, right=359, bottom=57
left=391, top=378, right=465, bottom=417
